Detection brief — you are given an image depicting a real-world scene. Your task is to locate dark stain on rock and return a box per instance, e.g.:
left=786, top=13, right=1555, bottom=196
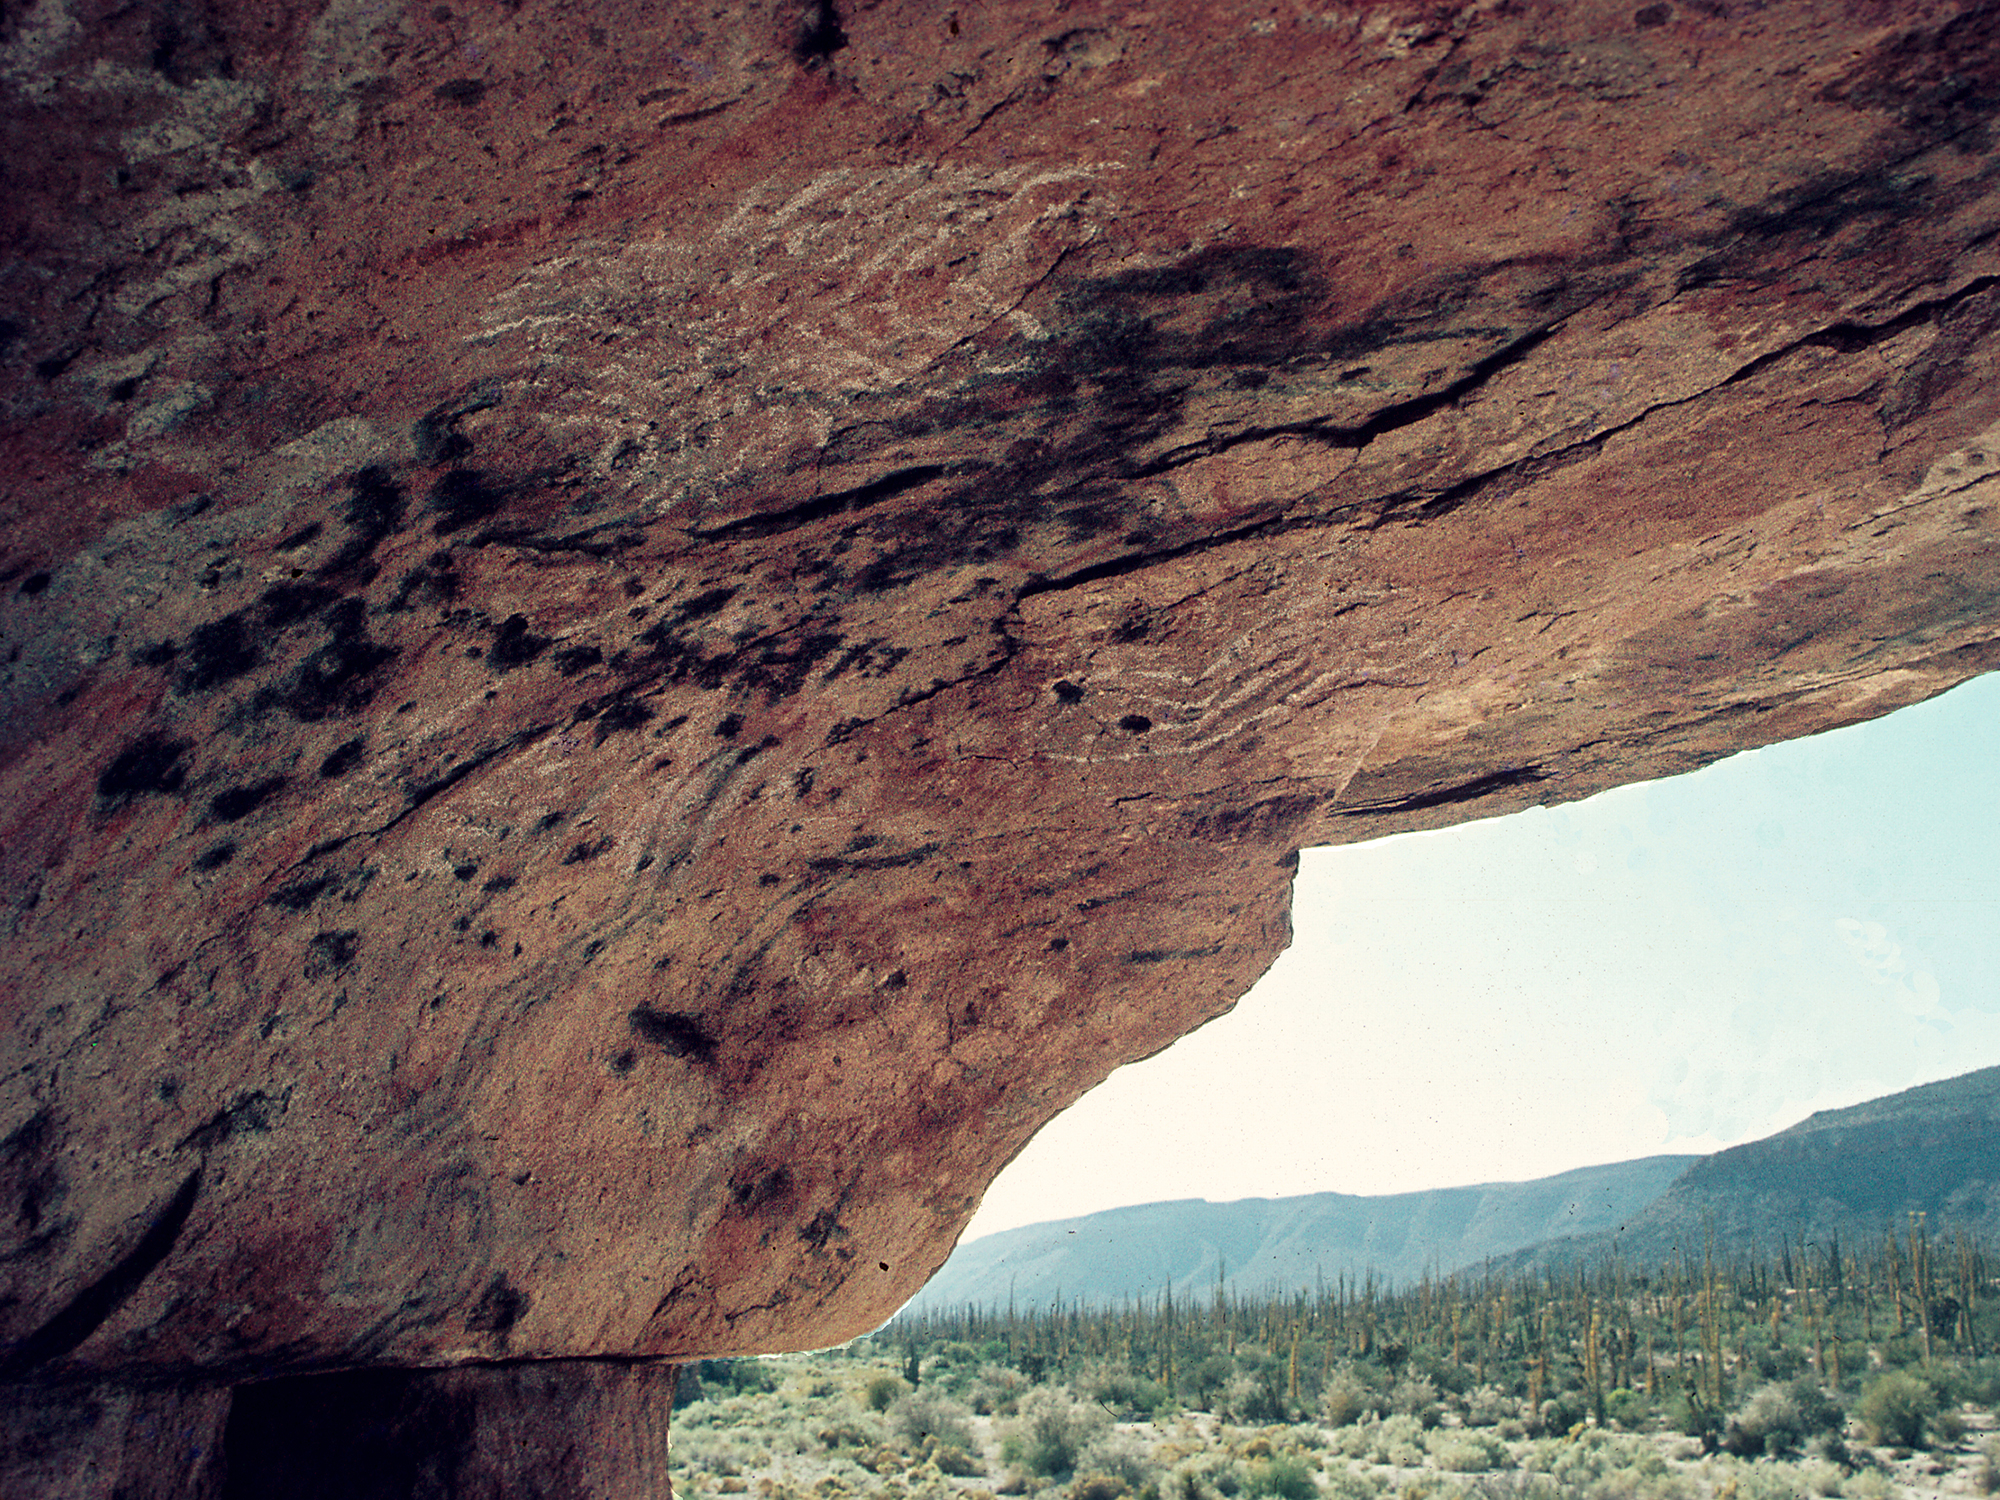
left=209, top=777, right=287, bottom=822
left=16, top=570, right=51, bottom=598
left=593, top=697, right=654, bottom=742
left=798, top=1209, right=846, bottom=1250
left=177, top=1090, right=284, bottom=1153
left=319, top=737, right=366, bottom=778
left=729, top=1163, right=793, bottom=1213
left=275, top=522, right=321, bottom=551
left=481, top=874, right=516, bottom=893
left=268, top=874, right=334, bottom=911
left=609, top=1047, right=637, bottom=1075
left=1337, top=764, right=1549, bottom=816
left=2, top=1111, right=66, bottom=1256
left=795, top=0, right=847, bottom=66
left=676, top=586, right=738, bottom=619
left=715, top=712, right=744, bottom=739
left=1126, top=944, right=1224, bottom=964
left=562, top=837, right=612, bottom=865
left=429, top=469, right=508, bottom=535
left=97, top=733, right=190, bottom=802
left=307, top=930, right=361, bottom=975
left=628, top=1005, right=717, bottom=1064
left=1117, top=713, right=1153, bottom=733
left=1187, top=791, right=1326, bottom=842
left=193, top=840, right=237, bottom=871
left=433, top=77, right=488, bottom=106
left=464, top=1272, right=527, bottom=1334
left=807, top=842, right=939, bottom=874
left=488, top=614, right=550, bottom=669
left=176, top=612, right=259, bottom=693
left=0, top=1169, right=202, bottom=1379
left=1052, top=679, right=1085, bottom=703
left=320, top=467, right=406, bottom=579
left=284, top=600, right=397, bottom=721
left=386, top=556, right=460, bottom=612
left=553, top=644, right=604, bottom=676
left=258, top=581, right=338, bottom=630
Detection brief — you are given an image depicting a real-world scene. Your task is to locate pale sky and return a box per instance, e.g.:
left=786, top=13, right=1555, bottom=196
left=962, top=672, right=2000, bottom=1241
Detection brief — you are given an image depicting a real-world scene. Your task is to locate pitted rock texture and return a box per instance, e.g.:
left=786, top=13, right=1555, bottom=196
left=2, top=0, right=1999, bottom=1403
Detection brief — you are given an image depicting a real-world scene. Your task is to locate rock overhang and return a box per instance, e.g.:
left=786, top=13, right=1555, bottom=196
left=0, top=0, right=1996, bottom=1403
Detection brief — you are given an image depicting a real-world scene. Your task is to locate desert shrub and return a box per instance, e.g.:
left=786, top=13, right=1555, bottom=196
left=1318, top=1464, right=1387, bottom=1500
left=1170, top=1451, right=1245, bottom=1500
left=969, top=1363, right=1029, bottom=1416
left=1430, top=1430, right=1512, bottom=1473
left=1522, top=1428, right=1689, bottom=1498
left=1856, top=1369, right=1937, bottom=1448
left=1188, top=1355, right=1237, bottom=1408
left=1667, top=1390, right=1723, bottom=1449
left=1084, top=1362, right=1170, bottom=1420
left=865, top=1374, right=908, bottom=1412
left=1704, top=1455, right=1844, bottom=1500
left=1244, top=1457, right=1318, bottom=1500
left=1456, top=1478, right=1564, bottom=1500
left=1072, top=1474, right=1130, bottom=1500
left=1389, top=1376, right=1441, bottom=1428
left=1725, top=1380, right=1842, bottom=1458
left=1976, top=1434, right=2000, bottom=1494
left=1000, top=1386, right=1110, bottom=1479
left=1534, top=1390, right=1588, bottom=1437
left=1337, top=1413, right=1425, bottom=1467
left=1464, top=1385, right=1517, bottom=1429
left=1086, top=1430, right=1157, bottom=1493
left=1323, top=1371, right=1377, bottom=1429
left=816, top=1416, right=880, bottom=1451
left=1839, top=1473, right=1899, bottom=1500
left=1954, top=1358, right=2000, bottom=1408
left=1604, top=1388, right=1652, bottom=1431
left=890, top=1389, right=976, bottom=1451
left=927, top=1439, right=985, bottom=1478
left=1219, top=1372, right=1291, bottom=1425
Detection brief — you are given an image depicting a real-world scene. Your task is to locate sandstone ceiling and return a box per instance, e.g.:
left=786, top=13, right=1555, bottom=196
left=2, top=0, right=1998, bottom=1452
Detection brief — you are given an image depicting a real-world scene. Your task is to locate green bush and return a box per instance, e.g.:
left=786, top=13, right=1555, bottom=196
left=1604, top=1387, right=1652, bottom=1431
left=1430, top=1430, right=1512, bottom=1473
left=1857, top=1369, right=1937, bottom=1448
left=1245, top=1456, right=1318, bottom=1500
left=1322, top=1371, right=1375, bottom=1429
left=1724, top=1379, right=1843, bottom=1458
left=864, top=1373, right=907, bottom=1412
left=1000, top=1387, right=1109, bottom=1479
left=889, top=1388, right=976, bottom=1451
left=1389, top=1376, right=1441, bottom=1428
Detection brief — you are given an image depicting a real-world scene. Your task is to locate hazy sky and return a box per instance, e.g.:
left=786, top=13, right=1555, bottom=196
left=963, top=672, right=2000, bottom=1241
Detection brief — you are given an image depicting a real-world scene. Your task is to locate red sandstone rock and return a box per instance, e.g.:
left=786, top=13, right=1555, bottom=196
left=2, top=0, right=1999, bottom=1488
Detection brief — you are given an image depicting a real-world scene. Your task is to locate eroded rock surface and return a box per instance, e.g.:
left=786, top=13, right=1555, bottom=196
left=2, top=0, right=1998, bottom=1465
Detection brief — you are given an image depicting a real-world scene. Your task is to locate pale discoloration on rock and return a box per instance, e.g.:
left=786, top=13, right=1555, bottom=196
left=0, top=2, right=1997, bottom=1460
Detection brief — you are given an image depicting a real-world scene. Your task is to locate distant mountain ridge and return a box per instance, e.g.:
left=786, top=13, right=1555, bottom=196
left=903, top=1156, right=1695, bottom=1314
left=1493, top=1064, right=2000, bottom=1276
left=905, top=1065, right=2000, bottom=1313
